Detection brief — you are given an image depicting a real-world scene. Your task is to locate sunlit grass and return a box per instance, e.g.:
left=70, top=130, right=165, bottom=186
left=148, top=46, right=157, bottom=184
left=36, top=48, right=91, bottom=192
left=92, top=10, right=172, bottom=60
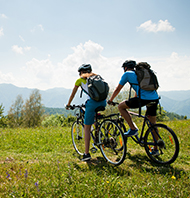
left=0, top=120, right=189, bottom=197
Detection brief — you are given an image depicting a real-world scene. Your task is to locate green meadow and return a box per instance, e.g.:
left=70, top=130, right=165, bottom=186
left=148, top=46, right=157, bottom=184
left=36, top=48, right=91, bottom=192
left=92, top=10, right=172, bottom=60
left=0, top=120, right=189, bottom=197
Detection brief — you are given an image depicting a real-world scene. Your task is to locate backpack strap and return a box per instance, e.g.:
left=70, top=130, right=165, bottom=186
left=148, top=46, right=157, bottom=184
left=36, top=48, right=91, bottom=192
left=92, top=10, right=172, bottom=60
left=80, top=86, right=90, bottom=98
left=158, top=96, right=162, bottom=115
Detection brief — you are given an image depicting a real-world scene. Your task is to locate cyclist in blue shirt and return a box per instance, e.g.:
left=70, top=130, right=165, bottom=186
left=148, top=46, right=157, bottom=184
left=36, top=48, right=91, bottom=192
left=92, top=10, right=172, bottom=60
left=108, top=60, right=159, bottom=155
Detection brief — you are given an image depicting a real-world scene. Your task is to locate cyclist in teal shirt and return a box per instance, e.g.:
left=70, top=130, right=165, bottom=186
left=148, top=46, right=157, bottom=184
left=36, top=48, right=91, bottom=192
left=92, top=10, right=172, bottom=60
left=108, top=60, right=159, bottom=156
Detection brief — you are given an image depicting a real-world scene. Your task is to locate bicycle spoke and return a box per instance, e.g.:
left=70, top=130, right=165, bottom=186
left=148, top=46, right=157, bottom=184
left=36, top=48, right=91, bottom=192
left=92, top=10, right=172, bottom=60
left=144, top=124, right=179, bottom=164
left=99, top=119, right=126, bottom=165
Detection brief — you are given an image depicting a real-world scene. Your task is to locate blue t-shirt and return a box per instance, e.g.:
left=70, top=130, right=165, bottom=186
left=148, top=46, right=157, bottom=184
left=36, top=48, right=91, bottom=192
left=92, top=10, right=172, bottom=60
left=119, top=70, right=159, bottom=100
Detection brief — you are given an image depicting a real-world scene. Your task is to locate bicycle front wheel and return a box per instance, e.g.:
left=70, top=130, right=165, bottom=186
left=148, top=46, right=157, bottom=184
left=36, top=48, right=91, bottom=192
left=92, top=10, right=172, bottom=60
left=144, top=124, right=179, bottom=165
left=71, top=121, right=85, bottom=155
left=99, top=119, right=126, bottom=166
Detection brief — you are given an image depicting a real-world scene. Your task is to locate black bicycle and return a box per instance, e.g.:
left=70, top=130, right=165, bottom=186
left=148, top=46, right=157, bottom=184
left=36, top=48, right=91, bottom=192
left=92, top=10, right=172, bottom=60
left=69, top=104, right=126, bottom=166
left=111, top=101, right=179, bottom=165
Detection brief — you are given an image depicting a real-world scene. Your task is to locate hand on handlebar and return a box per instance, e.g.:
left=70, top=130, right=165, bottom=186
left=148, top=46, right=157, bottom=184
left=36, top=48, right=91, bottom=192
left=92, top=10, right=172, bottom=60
left=107, top=100, right=118, bottom=106
left=65, top=105, right=71, bottom=110
left=65, top=105, right=75, bottom=110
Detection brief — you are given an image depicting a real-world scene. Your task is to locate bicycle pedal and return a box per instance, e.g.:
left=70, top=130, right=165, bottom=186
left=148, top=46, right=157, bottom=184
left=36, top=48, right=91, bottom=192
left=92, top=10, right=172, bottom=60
left=90, top=147, right=98, bottom=153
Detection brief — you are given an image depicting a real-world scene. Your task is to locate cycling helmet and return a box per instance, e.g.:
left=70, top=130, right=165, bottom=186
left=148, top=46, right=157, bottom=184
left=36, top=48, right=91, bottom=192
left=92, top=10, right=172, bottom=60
left=122, top=60, right=136, bottom=69
left=78, top=64, right=92, bottom=73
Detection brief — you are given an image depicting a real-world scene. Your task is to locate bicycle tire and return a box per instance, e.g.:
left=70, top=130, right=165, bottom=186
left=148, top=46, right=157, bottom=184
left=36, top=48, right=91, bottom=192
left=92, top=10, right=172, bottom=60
left=99, top=119, right=126, bottom=166
left=144, top=123, right=179, bottom=165
left=71, top=120, right=85, bottom=155
left=117, top=121, right=128, bottom=148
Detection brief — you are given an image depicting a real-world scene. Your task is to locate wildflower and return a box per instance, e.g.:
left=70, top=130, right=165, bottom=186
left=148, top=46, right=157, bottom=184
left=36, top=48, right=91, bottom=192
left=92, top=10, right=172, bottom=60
left=24, top=169, right=28, bottom=179
left=35, top=181, right=40, bottom=192
left=6, top=172, right=10, bottom=178
left=57, top=160, right=60, bottom=170
left=171, top=175, right=176, bottom=179
left=106, top=181, right=109, bottom=183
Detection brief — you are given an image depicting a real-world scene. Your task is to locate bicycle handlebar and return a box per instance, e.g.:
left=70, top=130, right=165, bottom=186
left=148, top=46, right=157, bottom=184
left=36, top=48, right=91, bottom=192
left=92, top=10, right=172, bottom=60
left=66, top=104, right=85, bottom=110
left=107, top=100, right=119, bottom=106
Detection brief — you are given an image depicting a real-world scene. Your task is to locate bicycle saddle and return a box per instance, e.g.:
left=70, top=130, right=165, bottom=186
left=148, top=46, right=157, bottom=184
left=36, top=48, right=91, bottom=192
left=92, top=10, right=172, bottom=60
left=95, top=106, right=105, bottom=113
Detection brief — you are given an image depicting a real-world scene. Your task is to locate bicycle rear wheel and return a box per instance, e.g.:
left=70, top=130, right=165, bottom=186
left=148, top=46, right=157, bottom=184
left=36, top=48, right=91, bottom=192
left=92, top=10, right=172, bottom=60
left=144, top=124, right=179, bottom=165
left=99, top=119, right=126, bottom=166
left=71, top=121, right=85, bottom=155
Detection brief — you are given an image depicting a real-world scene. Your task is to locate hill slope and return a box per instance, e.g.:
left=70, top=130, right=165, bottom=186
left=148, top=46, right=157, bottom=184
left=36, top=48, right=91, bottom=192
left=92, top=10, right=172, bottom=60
left=0, top=83, right=189, bottom=118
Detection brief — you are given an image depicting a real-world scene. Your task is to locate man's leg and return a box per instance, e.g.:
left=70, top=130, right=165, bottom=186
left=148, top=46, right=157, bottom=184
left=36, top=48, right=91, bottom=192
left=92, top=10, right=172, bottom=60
left=84, top=124, right=91, bottom=154
left=148, top=115, right=159, bottom=150
left=118, top=101, right=138, bottom=134
left=81, top=124, right=92, bottom=161
left=148, top=115, right=156, bottom=124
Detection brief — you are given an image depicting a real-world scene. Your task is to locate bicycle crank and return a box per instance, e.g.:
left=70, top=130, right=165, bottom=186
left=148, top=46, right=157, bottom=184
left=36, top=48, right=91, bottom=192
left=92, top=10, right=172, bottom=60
left=90, top=144, right=98, bottom=153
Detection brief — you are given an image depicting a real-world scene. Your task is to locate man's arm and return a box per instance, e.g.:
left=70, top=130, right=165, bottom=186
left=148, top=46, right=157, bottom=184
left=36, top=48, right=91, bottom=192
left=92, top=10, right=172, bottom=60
left=109, top=84, right=123, bottom=102
left=66, top=86, right=79, bottom=107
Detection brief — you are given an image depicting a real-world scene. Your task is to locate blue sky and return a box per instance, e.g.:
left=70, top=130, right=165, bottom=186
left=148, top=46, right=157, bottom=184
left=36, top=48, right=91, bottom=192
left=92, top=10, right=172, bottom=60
left=0, top=0, right=190, bottom=91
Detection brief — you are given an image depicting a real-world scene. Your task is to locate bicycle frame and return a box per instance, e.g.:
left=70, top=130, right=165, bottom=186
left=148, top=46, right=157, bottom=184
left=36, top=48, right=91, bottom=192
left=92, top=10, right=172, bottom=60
left=70, top=104, right=127, bottom=165
left=107, top=101, right=179, bottom=165
left=72, top=105, right=119, bottom=145
left=127, top=111, right=162, bottom=147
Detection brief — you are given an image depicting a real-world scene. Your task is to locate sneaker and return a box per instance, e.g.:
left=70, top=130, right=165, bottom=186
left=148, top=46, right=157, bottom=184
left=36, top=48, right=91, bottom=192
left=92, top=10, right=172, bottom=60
left=150, top=148, right=159, bottom=156
left=81, top=153, right=91, bottom=161
left=124, top=129, right=138, bottom=137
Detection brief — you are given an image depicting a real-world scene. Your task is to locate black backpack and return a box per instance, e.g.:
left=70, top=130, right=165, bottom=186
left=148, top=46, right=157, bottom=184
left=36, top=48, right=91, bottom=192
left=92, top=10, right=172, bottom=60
left=81, top=75, right=109, bottom=102
left=135, top=62, right=159, bottom=91
left=129, top=62, right=159, bottom=116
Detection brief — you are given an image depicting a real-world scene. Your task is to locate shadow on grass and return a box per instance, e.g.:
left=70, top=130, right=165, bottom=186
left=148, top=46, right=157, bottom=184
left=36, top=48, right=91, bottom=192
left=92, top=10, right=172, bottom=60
left=86, top=157, right=131, bottom=177
left=72, top=152, right=131, bottom=176
left=126, top=152, right=187, bottom=178
left=71, top=151, right=186, bottom=178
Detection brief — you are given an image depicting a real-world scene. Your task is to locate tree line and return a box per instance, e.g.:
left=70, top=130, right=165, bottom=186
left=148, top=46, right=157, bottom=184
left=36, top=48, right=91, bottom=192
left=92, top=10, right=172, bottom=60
left=0, top=90, right=187, bottom=128
left=0, top=90, right=44, bottom=128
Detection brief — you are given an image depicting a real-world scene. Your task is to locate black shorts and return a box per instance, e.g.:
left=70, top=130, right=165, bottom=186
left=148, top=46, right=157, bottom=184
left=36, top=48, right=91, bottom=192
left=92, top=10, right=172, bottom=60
left=125, top=97, right=159, bottom=116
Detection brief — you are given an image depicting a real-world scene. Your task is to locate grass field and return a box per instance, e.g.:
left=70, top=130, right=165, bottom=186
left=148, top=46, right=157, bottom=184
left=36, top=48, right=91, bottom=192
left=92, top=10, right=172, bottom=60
left=0, top=120, right=189, bottom=197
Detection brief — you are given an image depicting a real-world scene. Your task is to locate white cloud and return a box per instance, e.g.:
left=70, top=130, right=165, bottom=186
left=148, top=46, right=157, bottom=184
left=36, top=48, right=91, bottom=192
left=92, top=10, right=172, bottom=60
left=6, top=41, right=190, bottom=91
left=24, top=58, right=54, bottom=77
left=0, top=14, right=7, bottom=19
left=31, top=24, right=44, bottom=32
left=24, top=46, right=31, bottom=51
left=0, top=27, right=4, bottom=37
left=38, top=24, right=44, bottom=31
left=19, top=35, right=25, bottom=42
left=12, top=45, right=31, bottom=54
left=12, top=45, right=23, bottom=54
left=137, top=20, right=175, bottom=33
left=151, top=52, right=190, bottom=91
left=21, top=40, right=132, bottom=90
left=0, top=71, right=14, bottom=83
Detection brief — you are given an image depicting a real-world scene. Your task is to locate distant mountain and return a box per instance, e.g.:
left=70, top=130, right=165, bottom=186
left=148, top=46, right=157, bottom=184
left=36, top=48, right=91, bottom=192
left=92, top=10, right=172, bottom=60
left=0, top=83, right=189, bottom=118
left=0, top=83, right=86, bottom=115
left=158, top=90, right=190, bottom=117
left=158, top=95, right=190, bottom=118
left=158, top=90, right=190, bottom=101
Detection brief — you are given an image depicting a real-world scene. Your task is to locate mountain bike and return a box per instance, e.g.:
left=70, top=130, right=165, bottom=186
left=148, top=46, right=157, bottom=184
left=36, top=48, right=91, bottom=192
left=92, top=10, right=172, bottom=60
left=69, top=104, right=126, bottom=166
left=111, top=101, right=179, bottom=165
